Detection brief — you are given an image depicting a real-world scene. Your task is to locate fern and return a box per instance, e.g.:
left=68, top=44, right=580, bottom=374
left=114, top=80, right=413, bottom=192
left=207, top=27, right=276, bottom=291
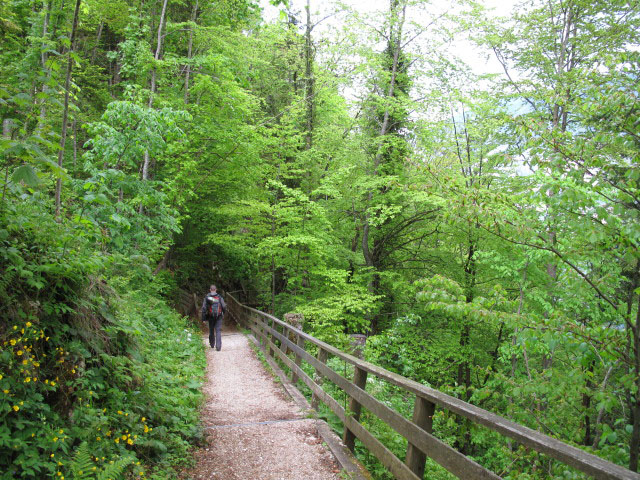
left=69, top=442, right=134, bottom=480
left=96, top=456, right=134, bottom=480
left=69, top=442, right=94, bottom=480
left=0, top=267, right=16, bottom=301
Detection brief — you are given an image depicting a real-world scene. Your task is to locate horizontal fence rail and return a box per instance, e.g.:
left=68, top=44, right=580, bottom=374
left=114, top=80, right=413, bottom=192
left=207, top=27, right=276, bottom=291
left=225, top=293, right=640, bottom=480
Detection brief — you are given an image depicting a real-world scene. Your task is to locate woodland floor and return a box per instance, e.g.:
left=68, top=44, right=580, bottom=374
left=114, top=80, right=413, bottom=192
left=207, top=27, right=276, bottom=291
left=184, top=321, right=341, bottom=480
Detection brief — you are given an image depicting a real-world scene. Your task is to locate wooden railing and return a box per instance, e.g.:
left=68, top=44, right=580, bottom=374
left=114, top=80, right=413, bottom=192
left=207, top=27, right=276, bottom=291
left=225, top=293, right=640, bottom=480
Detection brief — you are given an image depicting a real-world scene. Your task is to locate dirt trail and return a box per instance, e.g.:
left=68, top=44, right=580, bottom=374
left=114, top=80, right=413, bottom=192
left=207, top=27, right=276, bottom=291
left=186, top=322, right=341, bottom=480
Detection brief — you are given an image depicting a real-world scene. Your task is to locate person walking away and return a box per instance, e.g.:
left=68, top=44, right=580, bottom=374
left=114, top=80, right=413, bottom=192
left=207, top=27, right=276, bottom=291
left=201, top=285, right=226, bottom=350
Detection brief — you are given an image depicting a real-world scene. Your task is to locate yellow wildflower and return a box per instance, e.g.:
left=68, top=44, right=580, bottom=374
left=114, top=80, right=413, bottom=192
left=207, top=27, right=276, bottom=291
left=12, top=406, right=19, bottom=412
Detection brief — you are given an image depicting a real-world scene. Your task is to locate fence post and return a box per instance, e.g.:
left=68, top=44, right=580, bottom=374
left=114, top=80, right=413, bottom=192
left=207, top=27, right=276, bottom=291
left=278, top=323, right=288, bottom=358
left=312, top=347, right=328, bottom=410
left=343, top=366, right=368, bottom=452
left=257, top=314, right=266, bottom=348
left=405, top=395, right=435, bottom=478
left=268, top=318, right=276, bottom=358
left=292, top=333, right=305, bottom=384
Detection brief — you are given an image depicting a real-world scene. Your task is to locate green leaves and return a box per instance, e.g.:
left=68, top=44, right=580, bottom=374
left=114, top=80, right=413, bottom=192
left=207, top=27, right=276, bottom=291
left=11, top=165, right=39, bottom=186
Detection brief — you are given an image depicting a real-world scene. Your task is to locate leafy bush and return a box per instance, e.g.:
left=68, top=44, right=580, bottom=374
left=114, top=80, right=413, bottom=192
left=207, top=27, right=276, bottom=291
left=0, top=198, right=205, bottom=480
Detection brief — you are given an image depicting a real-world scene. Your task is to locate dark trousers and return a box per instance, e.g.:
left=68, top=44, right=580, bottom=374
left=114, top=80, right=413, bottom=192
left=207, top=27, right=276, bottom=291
left=207, top=315, right=222, bottom=350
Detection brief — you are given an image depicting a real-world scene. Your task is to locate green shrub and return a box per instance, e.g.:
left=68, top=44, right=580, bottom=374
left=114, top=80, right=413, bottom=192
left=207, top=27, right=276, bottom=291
left=0, top=198, right=205, bottom=480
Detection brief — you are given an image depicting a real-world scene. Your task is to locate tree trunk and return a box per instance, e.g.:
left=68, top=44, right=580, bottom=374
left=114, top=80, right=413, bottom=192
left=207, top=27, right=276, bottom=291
left=148, top=0, right=169, bottom=112
left=72, top=116, right=78, bottom=169
left=153, top=248, right=170, bottom=275
left=511, top=266, right=528, bottom=376
left=361, top=0, right=407, bottom=333
left=591, top=366, right=614, bottom=448
left=582, top=361, right=594, bottom=446
left=2, top=119, right=11, bottom=138
left=90, top=21, right=104, bottom=64
left=2, top=119, right=12, bottom=206
left=37, top=0, right=54, bottom=129
left=629, top=298, right=640, bottom=471
left=54, top=0, right=82, bottom=217
left=184, top=0, right=198, bottom=104
left=140, top=0, right=169, bottom=213
left=304, top=0, right=314, bottom=150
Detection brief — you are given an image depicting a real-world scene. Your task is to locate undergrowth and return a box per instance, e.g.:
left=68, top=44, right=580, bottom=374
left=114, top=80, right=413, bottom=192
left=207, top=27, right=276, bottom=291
left=0, top=198, right=206, bottom=479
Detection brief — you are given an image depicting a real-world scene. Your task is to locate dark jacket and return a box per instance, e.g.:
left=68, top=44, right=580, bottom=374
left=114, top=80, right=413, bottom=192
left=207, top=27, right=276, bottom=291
left=201, top=292, right=226, bottom=321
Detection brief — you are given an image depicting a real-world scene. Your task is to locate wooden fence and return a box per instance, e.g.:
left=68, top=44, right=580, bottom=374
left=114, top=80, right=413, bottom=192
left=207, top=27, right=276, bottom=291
left=225, top=293, right=640, bottom=480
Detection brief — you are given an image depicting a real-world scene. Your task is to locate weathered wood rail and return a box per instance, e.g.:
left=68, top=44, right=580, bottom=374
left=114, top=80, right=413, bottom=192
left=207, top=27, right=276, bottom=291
left=225, top=293, right=640, bottom=480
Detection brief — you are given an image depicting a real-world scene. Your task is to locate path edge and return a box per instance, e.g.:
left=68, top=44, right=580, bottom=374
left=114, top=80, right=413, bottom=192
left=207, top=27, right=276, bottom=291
left=245, top=333, right=372, bottom=480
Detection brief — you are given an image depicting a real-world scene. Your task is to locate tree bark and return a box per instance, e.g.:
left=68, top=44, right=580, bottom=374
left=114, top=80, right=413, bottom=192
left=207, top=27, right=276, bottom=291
left=54, top=0, right=82, bottom=217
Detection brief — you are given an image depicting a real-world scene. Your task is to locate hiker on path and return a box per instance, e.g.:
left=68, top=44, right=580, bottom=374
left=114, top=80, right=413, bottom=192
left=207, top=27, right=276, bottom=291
left=201, top=285, right=226, bottom=350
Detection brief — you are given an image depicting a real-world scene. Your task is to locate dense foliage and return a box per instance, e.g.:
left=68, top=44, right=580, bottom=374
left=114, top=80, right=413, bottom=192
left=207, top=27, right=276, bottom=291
left=1, top=0, right=640, bottom=478
left=0, top=196, right=204, bottom=479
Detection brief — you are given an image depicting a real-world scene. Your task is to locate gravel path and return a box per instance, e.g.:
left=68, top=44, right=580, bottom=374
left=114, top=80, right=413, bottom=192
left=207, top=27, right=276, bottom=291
left=186, top=322, right=341, bottom=480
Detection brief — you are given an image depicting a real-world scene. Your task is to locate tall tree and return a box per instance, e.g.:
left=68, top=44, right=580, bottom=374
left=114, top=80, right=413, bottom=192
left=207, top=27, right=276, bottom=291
left=54, top=0, right=82, bottom=217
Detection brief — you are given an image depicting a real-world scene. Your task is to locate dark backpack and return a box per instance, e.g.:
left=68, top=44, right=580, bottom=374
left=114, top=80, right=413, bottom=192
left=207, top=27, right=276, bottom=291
left=206, top=294, right=223, bottom=318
